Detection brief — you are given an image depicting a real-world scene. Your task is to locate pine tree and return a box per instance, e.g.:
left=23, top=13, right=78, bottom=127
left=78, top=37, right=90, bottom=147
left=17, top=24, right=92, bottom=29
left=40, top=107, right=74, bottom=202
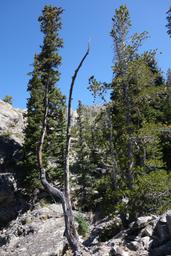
left=72, top=102, right=100, bottom=210
left=23, top=6, right=66, bottom=191
left=74, top=101, right=93, bottom=209
left=166, top=7, right=171, bottom=37
left=110, top=5, right=148, bottom=189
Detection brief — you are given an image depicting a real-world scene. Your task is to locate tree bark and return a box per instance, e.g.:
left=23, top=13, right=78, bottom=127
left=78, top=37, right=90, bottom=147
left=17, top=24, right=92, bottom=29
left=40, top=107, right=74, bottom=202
left=37, top=46, right=89, bottom=255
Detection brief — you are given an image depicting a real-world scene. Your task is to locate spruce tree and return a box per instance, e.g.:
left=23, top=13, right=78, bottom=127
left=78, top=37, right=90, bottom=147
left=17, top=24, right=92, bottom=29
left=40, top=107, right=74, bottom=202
left=23, top=6, right=66, bottom=191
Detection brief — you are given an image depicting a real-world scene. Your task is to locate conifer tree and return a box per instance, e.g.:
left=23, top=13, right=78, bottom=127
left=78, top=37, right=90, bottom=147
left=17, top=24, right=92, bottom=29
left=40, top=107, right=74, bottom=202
left=110, top=5, right=147, bottom=189
left=75, top=101, right=93, bottom=209
left=166, top=7, right=171, bottom=37
left=23, top=6, right=66, bottom=191
left=74, top=102, right=105, bottom=210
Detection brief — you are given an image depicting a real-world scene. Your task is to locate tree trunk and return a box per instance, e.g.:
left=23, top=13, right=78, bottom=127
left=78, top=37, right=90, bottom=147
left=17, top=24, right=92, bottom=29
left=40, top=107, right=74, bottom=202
left=37, top=46, right=90, bottom=255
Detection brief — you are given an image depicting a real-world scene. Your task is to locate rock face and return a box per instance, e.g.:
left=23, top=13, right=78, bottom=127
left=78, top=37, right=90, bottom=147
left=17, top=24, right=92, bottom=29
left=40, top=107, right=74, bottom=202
left=0, top=136, right=22, bottom=173
left=0, top=173, right=17, bottom=225
left=0, top=101, right=28, bottom=227
left=88, top=212, right=171, bottom=256
left=0, top=100, right=25, bottom=145
left=0, top=203, right=65, bottom=256
left=0, top=173, right=28, bottom=227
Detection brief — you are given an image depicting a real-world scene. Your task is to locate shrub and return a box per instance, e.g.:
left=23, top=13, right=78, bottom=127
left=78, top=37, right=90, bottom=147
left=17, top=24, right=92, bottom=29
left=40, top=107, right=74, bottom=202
left=117, top=170, right=171, bottom=221
left=75, top=214, right=90, bottom=237
left=2, top=95, right=13, bottom=105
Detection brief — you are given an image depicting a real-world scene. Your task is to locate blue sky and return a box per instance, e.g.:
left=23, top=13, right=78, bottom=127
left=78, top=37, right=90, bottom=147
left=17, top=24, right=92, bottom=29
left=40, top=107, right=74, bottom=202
left=0, top=0, right=170, bottom=109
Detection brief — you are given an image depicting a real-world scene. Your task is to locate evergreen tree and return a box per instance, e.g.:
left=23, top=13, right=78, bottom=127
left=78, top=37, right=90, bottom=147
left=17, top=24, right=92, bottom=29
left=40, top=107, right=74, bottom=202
left=74, top=101, right=93, bottom=209
left=23, top=6, right=66, bottom=191
left=166, top=7, right=171, bottom=37
left=72, top=102, right=101, bottom=210
left=110, top=5, right=148, bottom=189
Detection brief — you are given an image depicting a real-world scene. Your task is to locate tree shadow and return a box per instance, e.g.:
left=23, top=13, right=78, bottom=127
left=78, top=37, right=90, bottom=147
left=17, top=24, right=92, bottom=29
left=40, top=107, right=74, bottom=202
left=149, top=217, right=171, bottom=256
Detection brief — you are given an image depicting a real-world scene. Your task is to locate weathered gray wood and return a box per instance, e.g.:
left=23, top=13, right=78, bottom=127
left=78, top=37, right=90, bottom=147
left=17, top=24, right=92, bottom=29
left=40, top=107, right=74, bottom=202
left=37, top=46, right=89, bottom=255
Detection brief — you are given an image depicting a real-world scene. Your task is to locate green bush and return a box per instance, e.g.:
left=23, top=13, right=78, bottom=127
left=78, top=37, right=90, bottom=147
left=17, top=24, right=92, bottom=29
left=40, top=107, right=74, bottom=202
left=117, top=170, right=171, bottom=221
left=2, top=95, right=13, bottom=105
left=75, top=214, right=90, bottom=238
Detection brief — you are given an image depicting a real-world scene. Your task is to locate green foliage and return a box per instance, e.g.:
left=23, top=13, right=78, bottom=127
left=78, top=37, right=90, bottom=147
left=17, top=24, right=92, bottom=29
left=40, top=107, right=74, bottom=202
left=75, top=214, right=90, bottom=238
left=72, top=102, right=100, bottom=210
left=23, top=6, right=66, bottom=191
left=3, top=95, right=13, bottom=105
left=21, top=3, right=171, bottom=223
left=166, top=7, right=171, bottom=37
left=119, top=170, right=171, bottom=219
left=73, top=5, right=170, bottom=223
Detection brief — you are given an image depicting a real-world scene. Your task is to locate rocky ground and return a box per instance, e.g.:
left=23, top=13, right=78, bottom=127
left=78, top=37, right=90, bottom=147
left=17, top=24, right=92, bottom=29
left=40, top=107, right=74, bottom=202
left=0, top=202, right=171, bottom=255
left=0, top=203, right=65, bottom=256
left=87, top=211, right=171, bottom=255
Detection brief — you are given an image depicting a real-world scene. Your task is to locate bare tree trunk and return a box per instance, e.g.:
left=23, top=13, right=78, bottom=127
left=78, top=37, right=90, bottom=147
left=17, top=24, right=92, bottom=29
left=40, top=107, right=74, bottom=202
left=37, top=46, right=89, bottom=255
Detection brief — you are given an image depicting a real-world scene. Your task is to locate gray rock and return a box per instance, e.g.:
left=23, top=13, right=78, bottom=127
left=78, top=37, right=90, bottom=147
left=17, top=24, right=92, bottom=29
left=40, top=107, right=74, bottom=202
left=166, top=210, right=171, bottom=237
left=127, top=241, right=139, bottom=251
left=159, top=213, right=167, bottom=223
left=0, top=173, right=18, bottom=226
left=141, top=236, right=151, bottom=250
left=110, top=246, right=130, bottom=256
left=141, top=225, right=153, bottom=237
left=151, top=215, right=170, bottom=246
left=0, top=100, right=25, bottom=145
left=134, top=216, right=154, bottom=229
left=0, top=203, right=65, bottom=256
left=0, top=136, right=22, bottom=173
left=89, top=210, right=171, bottom=256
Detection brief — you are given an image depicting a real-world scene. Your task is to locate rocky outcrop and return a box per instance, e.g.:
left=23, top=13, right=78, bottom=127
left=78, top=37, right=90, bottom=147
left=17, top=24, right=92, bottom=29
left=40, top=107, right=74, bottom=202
left=88, top=212, right=171, bottom=256
left=0, top=136, right=22, bottom=173
left=2, top=207, right=171, bottom=256
left=0, top=101, right=27, bottom=226
left=0, top=100, right=25, bottom=145
left=0, top=203, right=65, bottom=256
left=0, top=173, right=28, bottom=227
